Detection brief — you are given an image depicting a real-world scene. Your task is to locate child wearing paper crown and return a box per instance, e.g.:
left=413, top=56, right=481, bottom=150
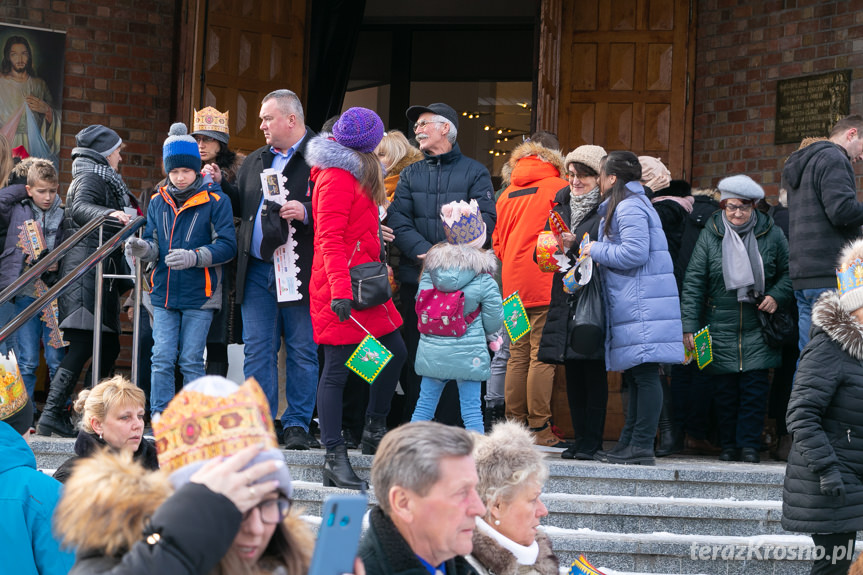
left=125, top=123, right=237, bottom=422
left=411, top=200, right=504, bottom=433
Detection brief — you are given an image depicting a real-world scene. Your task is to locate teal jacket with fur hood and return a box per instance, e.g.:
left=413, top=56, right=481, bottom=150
left=414, top=243, right=503, bottom=381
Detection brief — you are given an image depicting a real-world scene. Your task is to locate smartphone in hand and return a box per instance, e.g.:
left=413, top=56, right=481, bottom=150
left=309, top=493, right=368, bottom=575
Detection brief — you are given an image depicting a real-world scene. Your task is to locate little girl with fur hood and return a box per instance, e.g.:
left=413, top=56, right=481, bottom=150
left=411, top=200, right=503, bottom=433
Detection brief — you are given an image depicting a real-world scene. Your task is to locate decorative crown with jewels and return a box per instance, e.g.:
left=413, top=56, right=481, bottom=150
left=153, top=377, right=277, bottom=475
left=837, top=258, right=863, bottom=296
left=441, top=199, right=485, bottom=245
left=0, top=351, right=26, bottom=421
left=193, top=107, right=230, bottom=136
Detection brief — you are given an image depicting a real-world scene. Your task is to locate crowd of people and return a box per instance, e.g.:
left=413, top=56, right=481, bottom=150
left=5, top=90, right=863, bottom=575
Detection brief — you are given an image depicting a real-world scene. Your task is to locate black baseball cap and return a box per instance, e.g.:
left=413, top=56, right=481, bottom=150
left=406, top=102, right=459, bottom=131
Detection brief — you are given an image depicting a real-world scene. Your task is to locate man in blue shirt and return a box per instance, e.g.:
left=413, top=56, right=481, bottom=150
left=234, top=89, right=319, bottom=449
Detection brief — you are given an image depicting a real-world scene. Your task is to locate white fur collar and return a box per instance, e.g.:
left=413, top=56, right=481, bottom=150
left=811, top=290, right=863, bottom=361
left=305, top=135, right=363, bottom=181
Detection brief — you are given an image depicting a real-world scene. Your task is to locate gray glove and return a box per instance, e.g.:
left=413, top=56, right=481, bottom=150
left=125, top=237, right=152, bottom=259
left=820, top=468, right=846, bottom=501
left=164, top=249, right=198, bottom=270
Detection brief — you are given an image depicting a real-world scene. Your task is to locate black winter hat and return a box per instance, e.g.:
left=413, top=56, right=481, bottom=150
left=76, top=125, right=122, bottom=157
left=406, top=102, right=459, bottom=131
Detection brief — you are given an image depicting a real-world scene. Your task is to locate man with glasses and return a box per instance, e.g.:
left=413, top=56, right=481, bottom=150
left=784, top=115, right=863, bottom=351
left=388, top=102, right=496, bottom=424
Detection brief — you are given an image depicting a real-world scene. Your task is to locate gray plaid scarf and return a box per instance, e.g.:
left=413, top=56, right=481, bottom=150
left=72, top=155, right=130, bottom=207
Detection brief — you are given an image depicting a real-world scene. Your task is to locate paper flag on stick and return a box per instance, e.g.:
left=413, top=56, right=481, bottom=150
left=346, top=335, right=393, bottom=384
left=693, top=325, right=713, bottom=370
left=502, top=291, right=531, bottom=342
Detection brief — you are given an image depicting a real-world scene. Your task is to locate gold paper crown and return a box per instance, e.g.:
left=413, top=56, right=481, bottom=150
left=837, top=258, right=863, bottom=296
left=442, top=200, right=485, bottom=245
left=0, top=352, right=27, bottom=421
left=153, top=377, right=277, bottom=475
left=193, top=107, right=230, bottom=136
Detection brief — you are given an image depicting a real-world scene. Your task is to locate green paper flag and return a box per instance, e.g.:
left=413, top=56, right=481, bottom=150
left=502, top=291, right=531, bottom=342
left=693, top=325, right=713, bottom=370
left=346, top=335, right=393, bottom=384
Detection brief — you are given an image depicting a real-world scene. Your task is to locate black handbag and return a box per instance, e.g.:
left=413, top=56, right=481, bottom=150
left=569, top=270, right=605, bottom=355
left=349, top=223, right=391, bottom=310
left=756, top=307, right=797, bottom=349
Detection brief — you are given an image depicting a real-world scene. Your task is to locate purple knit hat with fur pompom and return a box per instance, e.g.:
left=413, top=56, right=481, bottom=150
left=333, top=107, right=384, bottom=153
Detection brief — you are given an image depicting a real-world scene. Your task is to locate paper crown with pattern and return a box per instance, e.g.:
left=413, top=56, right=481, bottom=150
left=441, top=199, right=486, bottom=246
left=192, top=107, right=230, bottom=144
left=837, top=258, right=863, bottom=297
left=0, top=351, right=27, bottom=423
left=153, top=377, right=278, bottom=475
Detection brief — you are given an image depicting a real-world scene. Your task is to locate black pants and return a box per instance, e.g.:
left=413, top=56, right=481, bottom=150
left=670, top=362, right=714, bottom=440
left=395, top=282, right=422, bottom=423
left=59, top=328, right=121, bottom=386
left=317, top=330, right=406, bottom=450
left=712, top=369, right=769, bottom=450
left=810, top=532, right=856, bottom=575
left=565, top=358, right=607, bottom=455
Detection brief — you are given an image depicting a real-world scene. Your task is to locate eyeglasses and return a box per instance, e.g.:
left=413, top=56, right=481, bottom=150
left=242, top=497, right=292, bottom=524
left=721, top=200, right=754, bottom=214
left=194, top=135, right=216, bottom=144
left=566, top=172, right=595, bottom=182
left=413, top=120, right=443, bottom=131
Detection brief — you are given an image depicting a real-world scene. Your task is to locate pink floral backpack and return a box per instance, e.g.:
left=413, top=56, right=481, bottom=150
left=416, top=288, right=482, bottom=337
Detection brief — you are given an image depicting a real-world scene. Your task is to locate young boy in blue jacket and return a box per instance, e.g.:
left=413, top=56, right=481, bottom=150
left=125, top=123, right=236, bottom=421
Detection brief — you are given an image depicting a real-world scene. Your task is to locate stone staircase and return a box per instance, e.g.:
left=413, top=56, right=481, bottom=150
left=31, top=438, right=858, bottom=575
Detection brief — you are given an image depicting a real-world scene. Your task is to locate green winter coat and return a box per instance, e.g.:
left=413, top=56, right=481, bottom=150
left=680, top=210, right=792, bottom=374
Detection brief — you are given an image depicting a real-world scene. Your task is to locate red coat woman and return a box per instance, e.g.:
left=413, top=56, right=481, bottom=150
left=306, top=107, right=406, bottom=490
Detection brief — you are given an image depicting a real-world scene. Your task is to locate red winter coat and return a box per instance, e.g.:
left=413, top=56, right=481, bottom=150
left=307, top=137, right=402, bottom=345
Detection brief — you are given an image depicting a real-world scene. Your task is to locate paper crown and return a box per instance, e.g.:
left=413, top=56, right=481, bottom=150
left=193, top=107, right=230, bottom=136
left=0, top=351, right=27, bottom=422
left=153, top=377, right=277, bottom=475
left=441, top=200, right=485, bottom=245
left=837, top=258, right=863, bottom=296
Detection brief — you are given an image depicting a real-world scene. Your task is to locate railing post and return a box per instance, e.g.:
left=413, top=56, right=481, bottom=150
left=92, top=225, right=104, bottom=388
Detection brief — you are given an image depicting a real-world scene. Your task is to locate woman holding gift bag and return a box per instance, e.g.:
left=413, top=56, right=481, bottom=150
left=306, top=107, right=406, bottom=490
left=583, top=151, right=683, bottom=466
left=538, top=145, right=608, bottom=460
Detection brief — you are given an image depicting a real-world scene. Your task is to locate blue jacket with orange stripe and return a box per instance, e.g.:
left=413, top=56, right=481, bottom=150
left=142, top=176, right=237, bottom=310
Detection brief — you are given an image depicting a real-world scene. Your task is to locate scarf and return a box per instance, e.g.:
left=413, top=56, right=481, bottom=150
left=651, top=195, right=694, bottom=213
left=167, top=175, right=203, bottom=205
left=720, top=211, right=764, bottom=302
left=569, top=187, right=601, bottom=231
left=475, top=517, right=539, bottom=565
left=72, top=155, right=130, bottom=207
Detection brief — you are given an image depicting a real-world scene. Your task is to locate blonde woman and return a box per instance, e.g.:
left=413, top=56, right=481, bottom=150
left=375, top=129, right=422, bottom=203
left=53, top=376, right=157, bottom=483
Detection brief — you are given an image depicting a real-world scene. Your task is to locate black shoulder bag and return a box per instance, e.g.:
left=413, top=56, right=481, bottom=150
left=349, top=222, right=392, bottom=310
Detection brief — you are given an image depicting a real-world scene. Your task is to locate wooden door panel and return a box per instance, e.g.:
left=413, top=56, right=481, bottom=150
left=557, top=0, right=694, bottom=179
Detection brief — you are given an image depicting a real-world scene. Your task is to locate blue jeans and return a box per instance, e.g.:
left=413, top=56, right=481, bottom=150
left=412, top=376, right=483, bottom=434
left=14, top=295, right=66, bottom=400
left=150, top=307, right=213, bottom=416
left=242, top=258, right=318, bottom=430
left=795, top=288, right=833, bottom=352
left=485, top=327, right=509, bottom=408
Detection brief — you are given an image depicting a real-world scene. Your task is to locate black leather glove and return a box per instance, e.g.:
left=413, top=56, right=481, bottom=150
left=819, top=468, right=846, bottom=501
left=331, top=298, right=352, bottom=322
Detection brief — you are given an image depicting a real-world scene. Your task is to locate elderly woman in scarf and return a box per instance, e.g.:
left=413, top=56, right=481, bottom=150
left=680, top=174, right=792, bottom=463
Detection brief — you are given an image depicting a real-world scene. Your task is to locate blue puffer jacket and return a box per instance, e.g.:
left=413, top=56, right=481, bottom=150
left=415, top=243, right=503, bottom=381
left=142, top=176, right=236, bottom=310
left=0, top=421, right=75, bottom=575
left=388, top=143, right=496, bottom=285
left=590, top=183, right=683, bottom=372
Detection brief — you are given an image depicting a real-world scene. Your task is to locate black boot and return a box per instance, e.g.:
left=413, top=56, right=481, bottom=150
left=361, top=415, right=387, bottom=455
left=323, top=444, right=368, bottom=490
left=36, top=368, right=78, bottom=438
left=205, top=361, right=229, bottom=377
left=484, top=403, right=506, bottom=433
left=655, top=381, right=680, bottom=457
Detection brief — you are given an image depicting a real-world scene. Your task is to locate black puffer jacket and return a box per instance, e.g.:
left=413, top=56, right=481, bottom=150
left=53, top=431, right=159, bottom=484
left=782, top=290, right=863, bottom=534
left=783, top=140, right=863, bottom=290
left=58, top=149, right=132, bottom=333
left=538, top=186, right=602, bottom=364
left=388, top=143, right=496, bottom=285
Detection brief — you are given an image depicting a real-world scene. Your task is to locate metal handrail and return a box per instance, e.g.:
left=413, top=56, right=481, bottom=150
left=0, top=217, right=146, bottom=351
left=0, top=214, right=110, bottom=308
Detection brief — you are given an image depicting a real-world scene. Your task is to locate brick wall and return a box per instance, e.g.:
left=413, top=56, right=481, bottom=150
left=0, top=0, right=176, bottom=194
left=692, top=0, right=863, bottom=195
left=0, top=0, right=177, bottom=384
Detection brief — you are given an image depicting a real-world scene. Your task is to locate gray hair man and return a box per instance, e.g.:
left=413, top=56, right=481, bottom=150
left=386, top=102, right=497, bottom=424
left=359, top=421, right=486, bottom=575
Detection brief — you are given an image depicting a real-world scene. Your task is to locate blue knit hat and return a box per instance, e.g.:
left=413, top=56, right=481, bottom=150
left=163, top=123, right=201, bottom=173
left=333, top=107, right=384, bottom=153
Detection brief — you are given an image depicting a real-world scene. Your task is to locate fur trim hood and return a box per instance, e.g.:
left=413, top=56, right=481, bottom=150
left=507, top=142, right=565, bottom=177
left=468, top=529, right=558, bottom=575
left=305, top=135, right=364, bottom=181
left=55, top=449, right=173, bottom=556
left=423, top=243, right=497, bottom=275
left=811, top=290, right=863, bottom=361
